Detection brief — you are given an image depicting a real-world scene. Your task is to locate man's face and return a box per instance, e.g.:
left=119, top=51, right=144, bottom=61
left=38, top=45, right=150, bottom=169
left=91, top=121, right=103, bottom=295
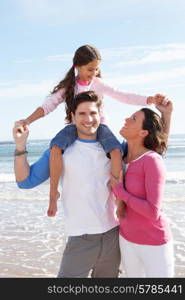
left=71, top=101, right=100, bottom=140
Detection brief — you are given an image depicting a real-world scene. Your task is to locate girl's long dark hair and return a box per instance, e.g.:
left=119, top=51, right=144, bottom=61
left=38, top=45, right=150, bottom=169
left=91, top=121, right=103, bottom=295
left=50, top=45, right=102, bottom=123
left=141, top=108, right=168, bottom=155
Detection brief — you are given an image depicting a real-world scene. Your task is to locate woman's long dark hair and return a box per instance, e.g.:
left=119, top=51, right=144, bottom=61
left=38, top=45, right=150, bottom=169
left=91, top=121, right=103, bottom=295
left=141, top=108, right=168, bottom=155
left=50, top=45, right=102, bottom=123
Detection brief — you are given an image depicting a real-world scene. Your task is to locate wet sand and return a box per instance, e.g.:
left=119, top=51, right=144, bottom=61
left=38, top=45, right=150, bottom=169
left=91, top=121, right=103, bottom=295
left=0, top=199, right=185, bottom=278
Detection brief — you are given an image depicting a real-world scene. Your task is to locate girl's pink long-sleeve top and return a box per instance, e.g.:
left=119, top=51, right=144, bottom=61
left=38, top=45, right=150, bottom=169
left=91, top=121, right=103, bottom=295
left=113, top=151, right=172, bottom=245
left=42, top=77, right=148, bottom=123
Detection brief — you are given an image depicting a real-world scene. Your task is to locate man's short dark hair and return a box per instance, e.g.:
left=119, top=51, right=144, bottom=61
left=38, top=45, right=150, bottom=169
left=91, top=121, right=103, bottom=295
left=70, top=91, right=102, bottom=115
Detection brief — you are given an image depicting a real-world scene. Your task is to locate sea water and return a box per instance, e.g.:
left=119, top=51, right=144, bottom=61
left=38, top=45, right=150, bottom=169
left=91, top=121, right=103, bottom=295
left=0, top=135, right=184, bottom=277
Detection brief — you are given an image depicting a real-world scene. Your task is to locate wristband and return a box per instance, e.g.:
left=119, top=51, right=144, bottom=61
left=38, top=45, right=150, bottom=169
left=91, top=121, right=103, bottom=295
left=14, top=149, right=28, bottom=156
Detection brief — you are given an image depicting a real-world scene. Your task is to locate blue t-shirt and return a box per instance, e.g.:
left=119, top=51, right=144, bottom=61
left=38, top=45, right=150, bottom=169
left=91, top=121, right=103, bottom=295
left=17, top=140, right=128, bottom=189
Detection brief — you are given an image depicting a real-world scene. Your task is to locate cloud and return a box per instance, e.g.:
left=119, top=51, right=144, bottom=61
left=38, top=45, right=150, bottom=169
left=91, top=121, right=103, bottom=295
left=17, top=0, right=65, bottom=20
left=13, top=59, right=34, bottom=64
left=13, top=54, right=72, bottom=65
left=16, top=0, right=185, bottom=25
left=1, top=65, right=185, bottom=100
left=13, top=43, right=185, bottom=66
left=137, top=49, right=185, bottom=64
left=44, top=53, right=72, bottom=62
left=0, top=80, right=54, bottom=99
left=104, top=66, right=185, bottom=86
left=16, top=0, right=128, bottom=24
left=110, top=43, right=185, bottom=66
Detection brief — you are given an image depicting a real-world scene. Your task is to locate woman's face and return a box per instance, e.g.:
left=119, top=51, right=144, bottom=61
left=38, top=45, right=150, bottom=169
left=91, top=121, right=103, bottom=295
left=119, top=110, right=145, bottom=139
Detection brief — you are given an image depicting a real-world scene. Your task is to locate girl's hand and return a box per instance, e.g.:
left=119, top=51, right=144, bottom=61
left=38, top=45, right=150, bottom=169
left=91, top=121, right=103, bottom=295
left=147, top=94, right=167, bottom=105
left=13, top=122, right=29, bottom=150
left=14, top=120, right=30, bottom=136
left=154, top=94, right=168, bottom=106
left=16, top=119, right=30, bottom=127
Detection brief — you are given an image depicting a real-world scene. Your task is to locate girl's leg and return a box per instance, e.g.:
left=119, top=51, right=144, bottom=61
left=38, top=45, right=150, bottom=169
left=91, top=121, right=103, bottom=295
left=119, top=235, right=145, bottom=277
left=48, top=145, right=62, bottom=216
left=97, top=124, right=123, bottom=182
left=97, top=124, right=123, bottom=158
left=48, top=125, right=77, bottom=216
left=110, top=148, right=123, bottom=179
left=50, top=124, right=77, bottom=152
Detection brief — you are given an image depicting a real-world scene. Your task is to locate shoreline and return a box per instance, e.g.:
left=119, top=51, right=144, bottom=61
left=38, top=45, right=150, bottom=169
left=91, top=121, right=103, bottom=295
left=0, top=199, right=184, bottom=278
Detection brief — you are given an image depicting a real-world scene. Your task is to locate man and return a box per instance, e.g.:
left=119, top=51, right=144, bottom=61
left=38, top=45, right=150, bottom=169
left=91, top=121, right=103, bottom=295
left=13, top=91, right=121, bottom=278
left=13, top=91, right=172, bottom=278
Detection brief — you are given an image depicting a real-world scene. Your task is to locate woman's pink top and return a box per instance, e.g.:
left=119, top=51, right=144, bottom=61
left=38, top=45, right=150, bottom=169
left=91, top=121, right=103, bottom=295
left=113, top=151, right=172, bottom=245
left=42, top=76, right=148, bottom=123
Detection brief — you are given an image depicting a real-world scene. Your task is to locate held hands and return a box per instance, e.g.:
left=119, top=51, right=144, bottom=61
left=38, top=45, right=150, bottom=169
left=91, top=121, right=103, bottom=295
left=156, top=99, right=173, bottom=115
left=147, top=93, right=173, bottom=117
left=17, top=119, right=30, bottom=127
left=13, top=122, right=29, bottom=150
left=110, top=169, right=123, bottom=188
left=147, top=94, right=168, bottom=106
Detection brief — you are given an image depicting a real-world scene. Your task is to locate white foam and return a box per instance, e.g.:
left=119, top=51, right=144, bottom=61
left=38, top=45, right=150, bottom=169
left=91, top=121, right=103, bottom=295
left=169, top=138, right=185, bottom=142
left=166, top=171, right=185, bottom=184
left=1, top=169, right=185, bottom=186
left=168, top=145, right=185, bottom=149
left=0, top=173, right=15, bottom=183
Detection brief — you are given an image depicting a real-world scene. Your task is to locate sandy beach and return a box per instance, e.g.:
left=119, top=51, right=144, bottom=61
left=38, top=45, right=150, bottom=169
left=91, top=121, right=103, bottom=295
left=0, top=136, right=185, bottom=278
left=0, top=197, right=184, bottom=278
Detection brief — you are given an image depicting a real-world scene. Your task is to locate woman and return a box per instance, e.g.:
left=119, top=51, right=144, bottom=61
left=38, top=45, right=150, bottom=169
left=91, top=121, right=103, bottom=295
left=111, top=101, right=174, bottom=277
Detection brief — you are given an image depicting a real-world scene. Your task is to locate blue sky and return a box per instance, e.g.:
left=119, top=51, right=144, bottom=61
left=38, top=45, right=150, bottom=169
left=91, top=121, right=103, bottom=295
left=1, top=0, right=185, bottom=140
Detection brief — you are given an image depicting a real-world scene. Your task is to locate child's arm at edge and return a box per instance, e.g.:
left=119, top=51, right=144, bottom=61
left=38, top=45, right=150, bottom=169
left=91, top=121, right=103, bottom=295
left=26, top=107, right=45, bottom=124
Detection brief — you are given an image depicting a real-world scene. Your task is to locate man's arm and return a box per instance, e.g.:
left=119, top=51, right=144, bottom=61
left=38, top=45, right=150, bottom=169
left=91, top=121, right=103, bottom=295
left=17, top=149, right=50, bottom=188
left=13, top=123, right=50, bottom=188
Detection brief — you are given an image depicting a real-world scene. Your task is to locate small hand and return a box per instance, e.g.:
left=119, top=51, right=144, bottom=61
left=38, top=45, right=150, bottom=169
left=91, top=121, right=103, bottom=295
left=13, top=122, right=29, bottom=148
left=148, top=94, right=167, bottom=105
left=154, top=94, right=168, bottom=105
left=17, top=119, right=30, bottom=126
